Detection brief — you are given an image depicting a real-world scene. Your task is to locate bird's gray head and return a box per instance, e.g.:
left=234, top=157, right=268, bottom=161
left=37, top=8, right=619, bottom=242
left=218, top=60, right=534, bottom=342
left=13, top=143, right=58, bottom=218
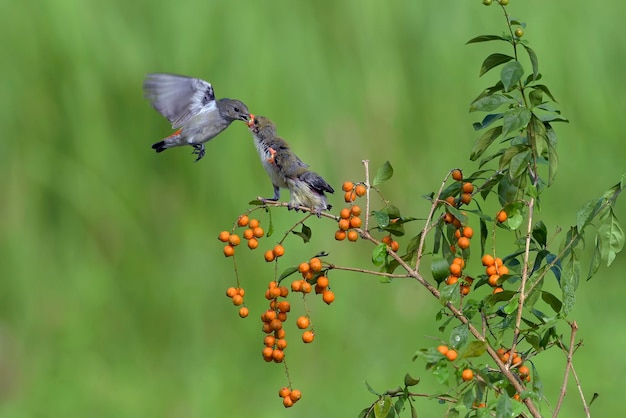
left=247, top=115, right=277, bottom=137
left=217, top=99, right=250, bottom=123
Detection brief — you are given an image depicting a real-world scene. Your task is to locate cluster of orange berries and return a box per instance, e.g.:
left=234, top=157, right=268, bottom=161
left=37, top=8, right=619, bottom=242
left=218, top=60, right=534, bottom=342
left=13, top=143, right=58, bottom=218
left=218, top=216, right=265, bottom=256
left=437, top=344, right=459, bottom=361
left=278, top=386, right=302, bottom=408
left=446, top=257, right=474, bottom=296
left=496, top=348, right=531, bottom=383
left=264, top=243, right=285, bottom=262
left=381, top=234, right=400, bottom=252
left=447, top=169, right=475, bottom=207
left=294, top=257, right=335, bottom=305
left=261, top=281, right=291, bottom=363
left=481, top=254, right=509, bottom=294
left=335, top=181, right=366, bottom=242
left=226, top=286, right=248, bottom=318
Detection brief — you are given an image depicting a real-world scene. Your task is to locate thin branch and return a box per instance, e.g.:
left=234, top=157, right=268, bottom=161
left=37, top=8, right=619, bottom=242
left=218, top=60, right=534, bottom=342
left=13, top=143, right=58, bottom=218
left=553, top=321, right=590, bottom=418
left=363, top=160, right=372, bottom=232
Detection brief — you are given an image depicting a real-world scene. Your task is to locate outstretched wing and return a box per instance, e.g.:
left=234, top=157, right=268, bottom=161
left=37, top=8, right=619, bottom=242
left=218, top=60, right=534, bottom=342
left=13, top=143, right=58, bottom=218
left=143, top=73, right=216, bottom=129
left=300, top=171, right=334, bottom=194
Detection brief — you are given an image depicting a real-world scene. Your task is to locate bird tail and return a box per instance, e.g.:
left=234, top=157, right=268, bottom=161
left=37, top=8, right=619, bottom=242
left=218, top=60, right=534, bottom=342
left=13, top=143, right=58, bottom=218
left=151, top=129, right=183, bottom=153
left=151, top=141, right=167, bottom=153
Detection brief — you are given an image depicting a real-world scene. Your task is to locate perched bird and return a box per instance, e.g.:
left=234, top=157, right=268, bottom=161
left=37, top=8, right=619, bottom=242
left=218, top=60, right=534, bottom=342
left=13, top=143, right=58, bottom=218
left=248, top=115, right=334, bottom=215
left=143, top=73, right=250, bottom=162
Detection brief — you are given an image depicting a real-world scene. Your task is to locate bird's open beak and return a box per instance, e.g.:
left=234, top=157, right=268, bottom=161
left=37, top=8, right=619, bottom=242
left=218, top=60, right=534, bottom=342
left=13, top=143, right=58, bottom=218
left=247, top=114, right=256, bottom=128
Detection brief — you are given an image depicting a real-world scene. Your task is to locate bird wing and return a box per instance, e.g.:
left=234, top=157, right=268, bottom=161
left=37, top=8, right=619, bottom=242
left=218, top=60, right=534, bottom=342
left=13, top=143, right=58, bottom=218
left=300, top=171, right=334, bottom=194
left=143, top=73, right=216, bottom=129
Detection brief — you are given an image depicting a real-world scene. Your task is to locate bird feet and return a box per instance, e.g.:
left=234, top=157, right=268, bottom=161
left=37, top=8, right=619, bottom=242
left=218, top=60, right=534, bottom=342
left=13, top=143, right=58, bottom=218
left=191, top=144, right=206, bottom=162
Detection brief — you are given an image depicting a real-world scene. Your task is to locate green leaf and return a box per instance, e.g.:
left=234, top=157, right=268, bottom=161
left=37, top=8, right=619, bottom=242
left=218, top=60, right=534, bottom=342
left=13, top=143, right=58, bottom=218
left=373, top=210, right=391, bottom=228
left=597, top=209, right=625, bottom=266
left=374, top=395, right=393, bottom=418
left=404, top=373, right=420, bottom=387
left=529, top=88, right=543, bottom=108
left=522, top=44, right=539, bottom=81
left=480, top=53, right=515, bottom=77
left=372, top=243, right=388, bottom=267
left=461, top=341, right=487, bottom=358
left=499, top=144, right=528, bottom=172
left=470, top=94, right=514, bottom=113
left=365, top=380, right=381, bottom=396
left=411, top=404, right=418, bottom=418
left=500, top=61, right=524, bottom=92
left=473, top=113, right=504, bottom=130
left=291, top=224, right=312, bottom=243
left=449, top=323, right=469, bottom=350
left=495, top=394, right=513, bottom=418
left=470, top=126, right=503, bottom=161
left=561, top=250, right=580, bottom=316
left=467, top=34, right=507, bottom=44
left=508, top=149, right=531, bottom=180
left=440, top=282, right=460, bottom=305
left=541, top=291, right=563, bottom=313
left=501, top=107, right=532, bottom=138
left=576, top=198, right=603, bottom=232
left=532, top=84, right=557, bottom=102
left=587, top=241, right=601, bottom=280
left=503, top=297, right=518, bottom=315
left=431, top=257, right=451, bottom=285
left=373, top=161, right=394, bottom=186
left=432, top=363, right=450, bottom=385
left=279, top=266, right=300, bottom=280
left=532, top=221, right=547, bottom=247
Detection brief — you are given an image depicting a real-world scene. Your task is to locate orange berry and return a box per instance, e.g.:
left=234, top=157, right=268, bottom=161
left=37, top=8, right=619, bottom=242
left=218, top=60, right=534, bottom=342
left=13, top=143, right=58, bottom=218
left=269, top=318, right=283, bottom=331
left=237, top=215, right=249, bottom=227
left=335, top=230, right=347, bottom=241
left=344, top=191, right=356, bottom=203
left=276, top=338, right=288, bottom=350
left=390, top=240, right=400, bottom=252
left=278, top=387, right=291, bottom=398
left=249, top=219, right=260, bottom=229
left=298, top=262, right=311, bottom=274
left=456, top=237, right=470, bottom=250
left=486, top=265, right=498, bottom=276
left=497, top=210, right=508, bottom=223
left=349, top=216, right=362, bottom=229
left=232, top=294, right=243, bottom=306
left=449, top=263, right=462, bottom=277
left=519, top=365, right=530, bottom=377
left=493, top=287, right=504, bottom=294
left=296, top=316, right=310, bottom=329
left=226, top=287, right=238, bottom=298
left=446, top=275, right=459, bottom=285
left=252, top=226, right=264, bottom=238
left=347, top=230, right=358, bottom=241
left=437, top=345, right=449, bottom=355
left=237, top=287, right=245, bottom=297
left=355, top=184, right=367, bottom=197
left=445, top=196, right=457, bottom=207
left=499, top=265, right=510, bottom=275
left=309, top=257, right=322, bottom=272
left=264, top=250, right=275, bottom=262
left=462, top=226, right=474, bottom=238
left=452, top=257, right=465, bottom=268
left=461, top=284, right=471, bottom=295
left=282, top=396, right=294, bottom=408
left=496, top=348, right=506, bottom=359
left=445, top=349, right=458, bottom=361
left=382, top=235, right=393, bottom=245
left=228, top=234, right=241, bottom=246
left=247, top=238, right=259, bottom=249
left=223, top=245, right=235, bottom=257
left=262, top=346, right=274, bottom=361
left=512, top=355, right=522, bottom=366
left=274, top=328, right=286, bottom=339
left=494, top=257, right=504, bottom=267
left=461, top=369, right=474, bottom=381
left=342, top=181, right=354, bottom=192
left=238, top=307, right=249, bottom=318
left=289, top=389, right=302, bottom=402
left=322, top=290, right=335, bottom=305
left=273, top=244, right=285, bottom=258
left=301, top=281, right=312, bottom=293
left=269, top=287, right=281, bottom=299
left=277, top=300, right=291, bottom=313
left=291, top=280, right=302, bottom=292
left=338, top=218, right=350, bottom=231
left=302, top=269, right=313, bottom=280
left=350, top=205, right=362, bottom=217
left=443, top=212, right=455, bottom=224
left=454, top=229, right=462, bottom=240
left=451, top=169, right=463, bottom=181
left=264, top=335, right=276, bottom=347
left=272, top=348, right=284, bottom=363
left=243, top=228, right=254, bottom=240
left=460, top=193, right=472, bottom=205
left=452, top=218, right=462, bottom=229
left=302, top=330, right=315, bottom=343
left=218, top=231, right=231, bottom=242
left=481, top=254, right=495, bottom=267
left=513, top=393, right=520, bottom=401
left=488, top=274, right=500, bottom=287
left=316, top=276, right=329, bottom=288
left=340, top=207, right=351, bottom=219
left=463, top=276, right=474, bottom=285
left=277, top=312, right=287, bottom=322
left=462, top=182, right=474, bottom=193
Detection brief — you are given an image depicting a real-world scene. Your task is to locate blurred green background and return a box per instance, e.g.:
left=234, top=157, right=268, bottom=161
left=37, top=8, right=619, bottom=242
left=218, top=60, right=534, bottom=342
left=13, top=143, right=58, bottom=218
left=2, top=0, right=625, bottom=416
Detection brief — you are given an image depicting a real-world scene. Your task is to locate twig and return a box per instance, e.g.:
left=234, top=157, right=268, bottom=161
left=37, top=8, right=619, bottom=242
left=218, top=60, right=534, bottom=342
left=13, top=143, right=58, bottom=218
left=553, top=321, right=590, bottom=418
left=362, top=160, right=371, bottom=232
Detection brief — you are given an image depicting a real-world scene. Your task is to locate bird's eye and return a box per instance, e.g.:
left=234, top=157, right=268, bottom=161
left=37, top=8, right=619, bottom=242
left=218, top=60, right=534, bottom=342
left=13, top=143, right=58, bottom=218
left=234, top=107, right=240, bottom=112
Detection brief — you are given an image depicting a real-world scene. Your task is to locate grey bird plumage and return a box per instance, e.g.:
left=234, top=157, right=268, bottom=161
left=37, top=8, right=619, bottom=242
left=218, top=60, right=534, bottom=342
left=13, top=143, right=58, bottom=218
left=248, top=115, right=334, bottom=215
left=144, top=73, right=249, bottom=162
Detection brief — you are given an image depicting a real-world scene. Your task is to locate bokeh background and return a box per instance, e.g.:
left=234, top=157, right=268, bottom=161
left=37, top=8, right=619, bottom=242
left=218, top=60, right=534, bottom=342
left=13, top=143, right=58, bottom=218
left=2, top=1, right=625, bottom=416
